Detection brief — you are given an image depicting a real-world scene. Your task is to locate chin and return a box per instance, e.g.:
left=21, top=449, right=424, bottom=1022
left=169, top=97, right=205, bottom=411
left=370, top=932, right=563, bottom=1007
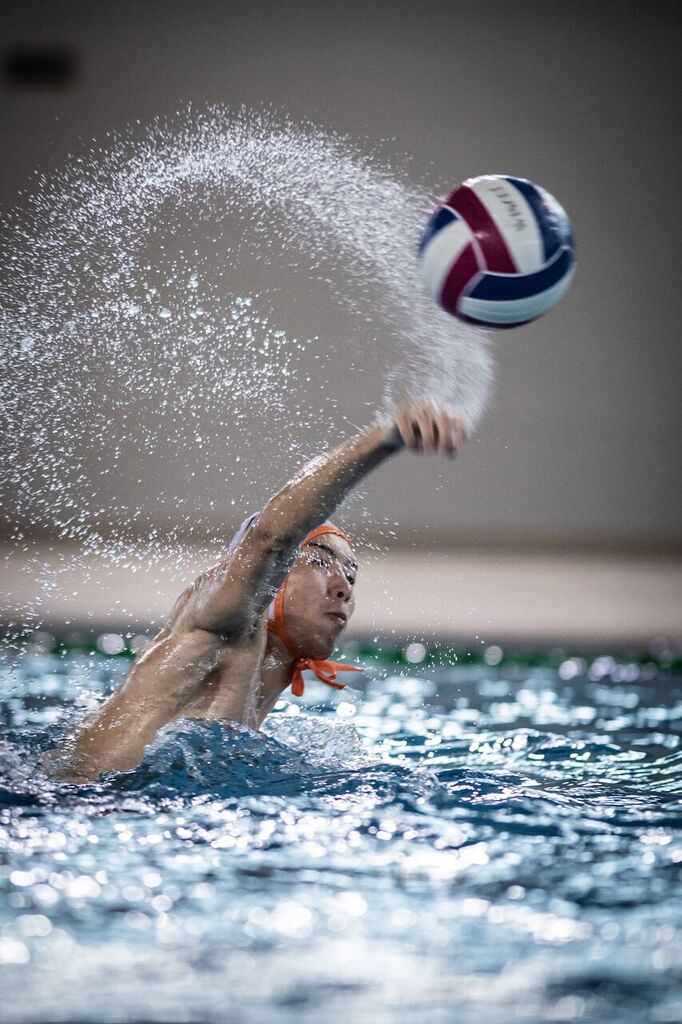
left=295, top=618, right=346, bottom=661
left=309, top=639, right=336, bottom=661
left=307, top=626, right=340, bottom=661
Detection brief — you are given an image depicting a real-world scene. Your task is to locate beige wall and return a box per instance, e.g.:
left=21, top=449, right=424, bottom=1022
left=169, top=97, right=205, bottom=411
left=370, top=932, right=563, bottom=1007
left=4, top=541, right=681, bottom=646
left=1, top=0, right=681, bottom=553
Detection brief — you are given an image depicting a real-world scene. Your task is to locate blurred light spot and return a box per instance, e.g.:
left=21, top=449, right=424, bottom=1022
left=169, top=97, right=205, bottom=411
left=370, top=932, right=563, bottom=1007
left=390, top=907, right=417, bottom=929
left=336, top=701, right=356, bottom=717
left=590, top=655, right=616, bottom=680
left=405, top=642, right=426, bottom=663
left=151, top=894, right=173, bottom=912
left=96, top=633, right=125, bottom=655
left=122, top=884, right=145, bottom=902
left=0, top=938, right=30, bottom=964
left=66, top=876, right=101, bottom=899
left=484, top=645, right=503, bottom=666
left=461, top=898, right=489, bottom=917
left=273, top=901, right=313, bottom=937
left=10, top=870, right=35, bottom=887
left=130, top=634, right=151, bottom=654
left=337, top=892, right=367, bottom=917
left=549, top=995, right=586, bottom=1020
left=33, top=885, right=59, bottom=907
left=18, top=914, right=52, bottom=937
left=559, top=658, right=586, bottom=680
left=125, top=911, right=151, bottom=929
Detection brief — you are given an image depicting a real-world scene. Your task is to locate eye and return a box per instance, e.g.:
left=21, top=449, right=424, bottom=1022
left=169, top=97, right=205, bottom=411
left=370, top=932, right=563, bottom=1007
left=303, top=549, right=356, bottom=585
left=305, top=553, right=331, bottom=571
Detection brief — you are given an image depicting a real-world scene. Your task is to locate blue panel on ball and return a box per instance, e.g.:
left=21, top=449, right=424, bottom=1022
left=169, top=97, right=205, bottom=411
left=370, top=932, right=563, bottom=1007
left=418, top=206, right=458, bottom=255
left=504, top=176, right=570, bottom=262
left=469, top=246, right=574, bottom=301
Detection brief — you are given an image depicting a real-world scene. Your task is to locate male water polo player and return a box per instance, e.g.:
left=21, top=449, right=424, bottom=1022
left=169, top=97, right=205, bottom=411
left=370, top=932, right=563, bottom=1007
left=57, top=401, right=467, bottom=780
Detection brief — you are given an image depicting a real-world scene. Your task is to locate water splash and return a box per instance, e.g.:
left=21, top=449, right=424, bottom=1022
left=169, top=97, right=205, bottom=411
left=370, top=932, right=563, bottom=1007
left=0, top=108, right=492, bottom=625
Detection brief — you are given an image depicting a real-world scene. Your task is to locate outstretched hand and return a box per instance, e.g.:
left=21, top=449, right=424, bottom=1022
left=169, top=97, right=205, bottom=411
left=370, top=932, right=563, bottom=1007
left=379, top=401, right=468, bottom=457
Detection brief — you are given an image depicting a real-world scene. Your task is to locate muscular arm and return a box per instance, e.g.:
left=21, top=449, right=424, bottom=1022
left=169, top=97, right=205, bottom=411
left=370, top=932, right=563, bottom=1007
left=185, top=421, right=402, bottom=637
left=174, top=402, right=466, bottom=639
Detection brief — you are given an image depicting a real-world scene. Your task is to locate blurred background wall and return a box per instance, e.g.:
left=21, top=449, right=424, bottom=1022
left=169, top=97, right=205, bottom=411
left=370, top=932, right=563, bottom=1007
left=1, top=0, right=681, bottom=644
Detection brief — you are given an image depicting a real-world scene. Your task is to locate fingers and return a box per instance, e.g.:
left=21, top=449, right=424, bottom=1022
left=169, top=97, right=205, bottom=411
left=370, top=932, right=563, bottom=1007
left=394, top=403, right=425, bottom=451
left=449, top=414, right=468, bottom=456
left=394, top=402, right=468, bottom=457
left=395, top=403, right=432, bottom=451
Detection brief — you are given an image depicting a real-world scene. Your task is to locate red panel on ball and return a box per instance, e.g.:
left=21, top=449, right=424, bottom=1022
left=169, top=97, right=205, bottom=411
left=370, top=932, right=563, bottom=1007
left=439, top=242, right=481, bottom=316
left=447, top=184, right=517, bottom=274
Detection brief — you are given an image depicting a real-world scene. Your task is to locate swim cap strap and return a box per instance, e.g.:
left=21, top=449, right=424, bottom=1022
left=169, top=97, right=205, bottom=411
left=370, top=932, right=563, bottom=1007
left=267, top=580, right=362, bottom=696
left=289, top=658, right=362, bottom=698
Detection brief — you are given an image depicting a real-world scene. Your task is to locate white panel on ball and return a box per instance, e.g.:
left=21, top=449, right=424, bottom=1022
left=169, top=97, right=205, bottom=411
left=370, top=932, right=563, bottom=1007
left=418, top=215, right=476, bottom=300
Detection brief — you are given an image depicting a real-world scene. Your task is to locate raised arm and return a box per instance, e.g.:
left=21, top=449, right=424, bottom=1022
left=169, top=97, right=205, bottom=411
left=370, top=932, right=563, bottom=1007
left=51, top=401, right=465, bottom=781
left=183, top=402, right=466, bottom=638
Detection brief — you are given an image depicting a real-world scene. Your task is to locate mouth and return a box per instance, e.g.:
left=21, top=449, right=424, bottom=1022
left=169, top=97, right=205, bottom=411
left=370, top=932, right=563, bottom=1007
left=326, top=612, right=348, bottom=626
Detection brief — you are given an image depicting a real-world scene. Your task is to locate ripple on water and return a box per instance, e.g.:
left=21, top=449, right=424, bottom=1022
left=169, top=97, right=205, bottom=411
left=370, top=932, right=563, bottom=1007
left=0, top=648, right=681, bottom=1023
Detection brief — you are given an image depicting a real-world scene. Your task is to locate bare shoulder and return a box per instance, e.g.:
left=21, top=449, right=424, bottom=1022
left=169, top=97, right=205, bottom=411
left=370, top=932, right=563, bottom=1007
left=168, top=524, right=293, bottom=640
left=128, top=613, right=266, bottom=725
left=131, top=621, right=229, bottom=689
left=134, top=607, right=265, bottom=691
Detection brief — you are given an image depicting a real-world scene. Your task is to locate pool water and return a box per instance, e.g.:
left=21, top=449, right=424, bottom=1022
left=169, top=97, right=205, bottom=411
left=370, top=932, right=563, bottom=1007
left=1, top=644, right=681, bottom=1023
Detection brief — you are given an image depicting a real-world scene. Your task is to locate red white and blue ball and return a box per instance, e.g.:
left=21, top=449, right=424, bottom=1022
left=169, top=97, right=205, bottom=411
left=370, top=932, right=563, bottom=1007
left=418, top=174, right=576, bottom=328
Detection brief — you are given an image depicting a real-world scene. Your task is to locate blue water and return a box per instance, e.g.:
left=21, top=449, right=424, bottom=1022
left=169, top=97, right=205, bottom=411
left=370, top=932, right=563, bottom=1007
left=1, top=645, right=681, bottom=1023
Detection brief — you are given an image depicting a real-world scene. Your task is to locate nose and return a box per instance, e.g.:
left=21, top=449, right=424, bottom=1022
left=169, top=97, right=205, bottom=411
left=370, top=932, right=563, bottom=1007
left=327, top=569, right=352, bottom=602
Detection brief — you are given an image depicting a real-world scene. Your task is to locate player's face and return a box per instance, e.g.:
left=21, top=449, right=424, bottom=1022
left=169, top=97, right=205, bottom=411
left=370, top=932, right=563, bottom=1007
left=283, top=535, right=357, bottom=659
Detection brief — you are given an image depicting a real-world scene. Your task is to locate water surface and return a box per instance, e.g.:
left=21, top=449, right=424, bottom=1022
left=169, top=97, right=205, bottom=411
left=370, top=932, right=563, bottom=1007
left=1, top=644, right=680, bottom=1023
